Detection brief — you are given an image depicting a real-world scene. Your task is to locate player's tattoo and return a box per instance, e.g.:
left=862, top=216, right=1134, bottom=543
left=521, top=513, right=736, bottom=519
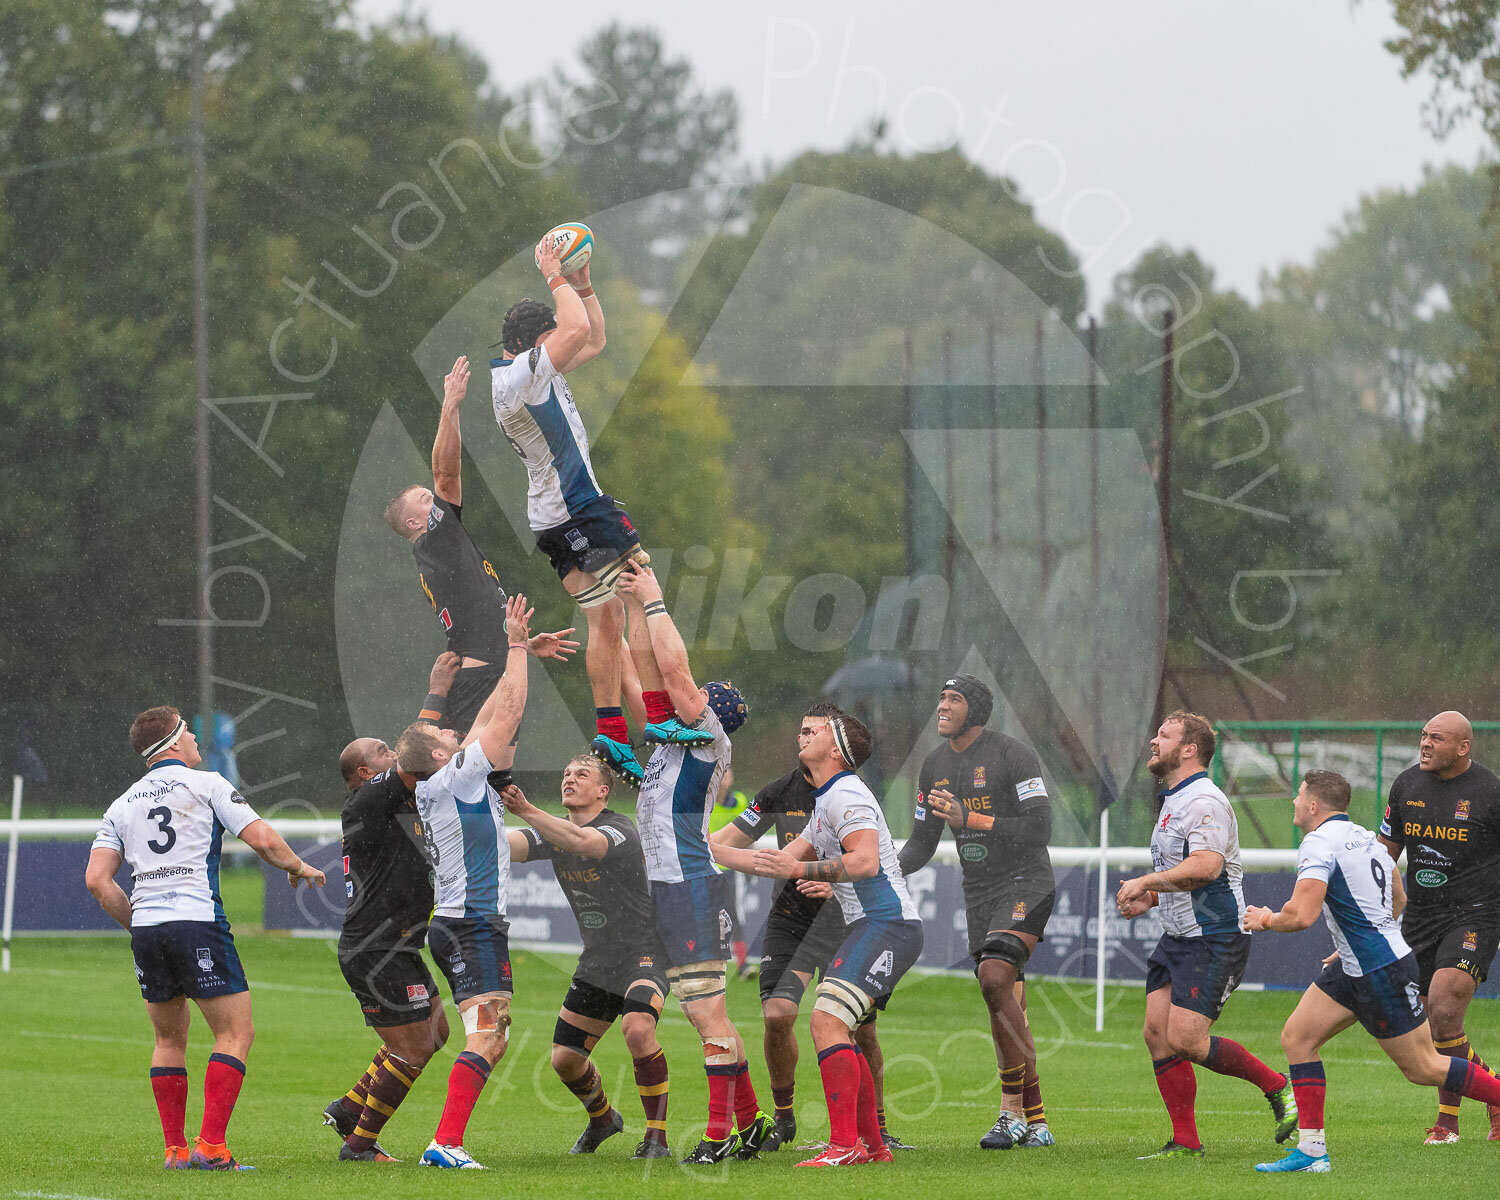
left=804, top=857, right=845, bottom=883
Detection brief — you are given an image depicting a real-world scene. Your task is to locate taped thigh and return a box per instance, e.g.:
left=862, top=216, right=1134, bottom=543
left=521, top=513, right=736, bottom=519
left=594, top=546, right=650, bottom=591
left=461, top=995, right=511, bottom=1037
left=570, top=577, right=616, bottom=610
left=667, top=961, right=726, bottom=1004
left=813, top=977, right=874, bottom=1029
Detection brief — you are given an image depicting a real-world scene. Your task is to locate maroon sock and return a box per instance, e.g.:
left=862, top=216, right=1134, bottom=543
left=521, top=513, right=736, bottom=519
left=705, top=1064, right=736, bottom=1140
left=643, top=691, right=674, bottom=724
left=853, top=1048, right=881, bottom=1149
left=347, top=1052, right=421, bottom=1154
left=772, top=1082, right=795, bottom=1119
left=1435, top=1034, right=1473, bottom=1129
left=817, top=1045, right=860, bottom=1148
left=564, top=1060, right=614, bottom=1126
left=1451, top=1058, right=1500, bottom=1106
left=633, top=1050, right=669, bottom=1146
left=434, top=1051, right=490, bottom=1146
left=199, top=1053, right=245, bottom=1145
left=1022, top=1068, right=1046, bottom=1125
left=596, top=708, right=628, bottom=743
left=1289, top=1061, right=1325, bottom=1130
left=1153, top=1055, right=1200, bottom=1149
left=150, top=1067, right=188, bottom=1149
left=1204, top=1035, right=1286, bottom=1094
left=732, top=1060, right=760, bottom=1130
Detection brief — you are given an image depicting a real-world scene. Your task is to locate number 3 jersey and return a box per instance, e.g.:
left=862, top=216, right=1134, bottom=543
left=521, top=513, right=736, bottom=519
left=92, top=760, right=262, bottom=928
left=1295, top=814, right=1409, bottom=977
left=1150, top=771, right=1245, bottom=937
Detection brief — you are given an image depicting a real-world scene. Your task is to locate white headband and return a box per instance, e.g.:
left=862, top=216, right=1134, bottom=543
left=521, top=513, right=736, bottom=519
left=830, top=717, right=854, bottom=767
left=141, top=717, right=187, bottom=759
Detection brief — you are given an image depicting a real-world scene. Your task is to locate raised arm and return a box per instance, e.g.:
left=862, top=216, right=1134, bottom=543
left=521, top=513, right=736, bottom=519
left=431, top=356, right=468, bottom=505
left=502, top=784, right=610, bottom=860
left=616, top=563, right=704, bottom=722
left=550, top=262, right=605, bottom=373
left=535, top=238, right=589, bottom=371
left=469, top=594, right=533, bottom=767
left=419, top=651, right=462, bottom=725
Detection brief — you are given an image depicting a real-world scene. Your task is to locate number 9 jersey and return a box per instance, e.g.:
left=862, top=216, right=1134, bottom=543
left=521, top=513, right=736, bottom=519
left=1296, top=814, right=1410, bottom=977
left=92, top=760, right=263, bottom=928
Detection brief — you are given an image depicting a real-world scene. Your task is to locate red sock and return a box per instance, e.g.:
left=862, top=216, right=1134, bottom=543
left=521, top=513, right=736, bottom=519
left=435, top=1051, right=491, bottom=1146
left=817, top=1045, right=860, bottom=1148
left=732, top=1060, right=760, bottom=1130
left=1204, top=1035, right=1286, bottom=1094
left=200, top=1053, right=245, bottom=1145
left=1152, top=1055, right=1200, bottom=1149
left=705, top=1064, right=736, bottom=1140
left=1451, top=1058, right=1500, bottom=1106
left=853, top=1048, right=881, bottom=1149
left=643, top=691, right=674, bottom=724
left=733, top=941, right=748, bottom=969
left=150, top=1067, right=188, bottom=1149
left=596, top=708, right=628, bottom=743
left=1288, top=1061, right=1325, bottom=1130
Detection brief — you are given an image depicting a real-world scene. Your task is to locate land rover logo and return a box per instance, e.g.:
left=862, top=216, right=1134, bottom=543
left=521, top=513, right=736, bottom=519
left=579, top=911, right=608, bottom=929
left=960, top=843, right=989, bottom=862
left=1415, top=869, right=1448, bottom=887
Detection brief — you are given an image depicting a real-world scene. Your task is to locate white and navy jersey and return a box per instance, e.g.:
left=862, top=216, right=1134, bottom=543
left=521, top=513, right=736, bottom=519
left=1296, top=814, right=1409, bottom=977
left=415, top=743, right=509, bottom=919
left=807, top=772, right=919, bottom=924
left=636, top=705, right=730, bottom=884
left=1150, top=772, right=1246, bottom=938
left=491, top=345, right=606, bottom=532
left=92, top=760, right=262, bottom=928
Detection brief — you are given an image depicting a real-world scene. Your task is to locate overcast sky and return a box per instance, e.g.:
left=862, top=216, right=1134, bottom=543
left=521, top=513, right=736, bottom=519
left=360, top=0, right=1488, bottom=311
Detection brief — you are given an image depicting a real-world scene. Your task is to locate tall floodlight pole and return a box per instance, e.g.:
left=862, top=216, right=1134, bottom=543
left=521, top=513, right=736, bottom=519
left=191, top=0, right=214, bottom=759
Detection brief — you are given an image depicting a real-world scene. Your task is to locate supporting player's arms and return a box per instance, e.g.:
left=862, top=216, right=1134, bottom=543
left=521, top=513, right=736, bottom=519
left=1243, top=878, right=1327, bottom=933
left=420, top=650, right=462, bottom=724
left=465, top=594, right=533, bottom=762
left=500, top=783, right=610, bottom=859
left=710, top=823, right=756, bottom=849
left=431, top=355, right=468, bottom=505
left=617, top=564, right=705, bottom=723
left=506, top=829, right=531, bottom=864
left=238, top=819, right=326, bottom=888
left=550, top=262, right=604, bottom=373
left=809, top=827, right=879, bottom=882
left=84, top=848, right=131, bottom=930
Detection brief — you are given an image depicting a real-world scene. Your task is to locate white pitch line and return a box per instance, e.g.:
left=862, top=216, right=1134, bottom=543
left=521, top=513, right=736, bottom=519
left=13, top=1191, right=119, bottom=1200
left=18, top=1029, right=140, bottom=1046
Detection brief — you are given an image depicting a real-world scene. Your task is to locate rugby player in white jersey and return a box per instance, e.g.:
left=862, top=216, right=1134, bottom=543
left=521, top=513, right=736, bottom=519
left=392, top=593, right=533, bottom=1169
left=613, top=561, right=772, bottom=1164
left=1117, top=710, right=1296, bottom=1160
left=85, top=707, right=326, bottom=1170
left=490, top=238, right=710, bottom=791
left=1245, top=769, right=1500, bottom=1173
left=714, top=711, right=922, bottom=1167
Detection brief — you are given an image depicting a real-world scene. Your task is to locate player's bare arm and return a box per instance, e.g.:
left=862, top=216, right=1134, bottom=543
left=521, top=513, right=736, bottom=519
left=505, top=829, right=531, bottom=865
left=535, top=238, right=589, bottom=368
left=617, top=563, right=705, bottom=722
left=431, top=355, right=468, bottom=505
left=1377, top=834, right=1404, bottom=865
left=710, top=823, right=755, bottom=849
left=84, top=847, right=132, bottom=929
left=1118, top=848, right=1224, bottom=908
left=499, top=783, right=610, bottom=859
left=551, top=261, right=605, bottom=373
left=468, top=594, right=533, bottom=765
left=1243, top=878, right=1328, bottom=933
left=527, top=625, right=580, bottom=662
left=238, top=818, right=326, bottom=889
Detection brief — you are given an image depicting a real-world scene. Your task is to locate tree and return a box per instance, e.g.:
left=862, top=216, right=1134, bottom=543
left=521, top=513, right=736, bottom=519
left=1383, top=0, right=1500, bottom=138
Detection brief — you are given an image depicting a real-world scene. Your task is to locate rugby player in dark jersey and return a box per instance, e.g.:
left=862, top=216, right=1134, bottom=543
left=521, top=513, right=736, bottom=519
left=322, top=652, right=460, bottom=1162
left=501, top=758, right=672, bottom=1160
left=1377, top=710, right=1500, bottom=1143
left=899, top=674, right=1056, bottom=1150
left=383, top=354, right=578, bottom=736
left=710, top=702, right=909, bottom=1152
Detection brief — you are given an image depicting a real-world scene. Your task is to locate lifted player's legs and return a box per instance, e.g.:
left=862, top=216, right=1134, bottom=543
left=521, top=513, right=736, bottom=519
left=423, top=992, right=510, bottom=1169
left=563, top=578, right=641, bottom=787
left=620, top=588, right=714, bottom=749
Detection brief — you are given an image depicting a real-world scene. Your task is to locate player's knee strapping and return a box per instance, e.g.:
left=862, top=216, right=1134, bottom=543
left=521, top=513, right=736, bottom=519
left=552, top=1016, right=594, bottom=1053
left=667, top=962, right=726, bottom=1004
left=461, top=996, right=512, bottom=1038
left=814, top=977, right=874, bottom=1029
left=986, top=931, right=1033, bottom=970
left=571, top=578, right=615, bottom=610
left=623, top=981, right=664, bottom=1021
left=594, top=547, right=650, bottom=594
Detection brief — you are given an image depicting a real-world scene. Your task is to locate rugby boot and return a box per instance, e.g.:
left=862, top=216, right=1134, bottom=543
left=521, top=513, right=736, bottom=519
left=979, top=1110, right=1027, bottom=1149
left=420, top=1140, right=486, bottom=1168
left=1255, top=1148, right=1330, bottom=1173
left=189, top=1138, right=255, bottom=1170
left=644, top=717, right=714, bottom=746
left=1424, top=1124, right=1461, bottom=1144
left=883, top=1129, right=916, bottom=1150
left=1489, top=1103, right=1500, bottom=1140
left=322, top=1097, right=359, bottom=1138
left=632, top=1138, right=673, bottom=1159
left=591, top=735, right=644, bottom=789
left=770, top=1113, right=797, bottom=1149
left=681, top=1133, right=739, bottom=1164
left=1018, top=1121, right=1055, bottom=1147
left=867, top=1141, right=896, bottom=1164
left=570, top=1107, right=625, bottom=1154
left=1266, top=1080, right=1298, bottom=1143
left=163, top=1145, right=191, bottom=1170
left=796, top=1141, right=871, bottom=1167
left=1136, top=1139, right=1204, bottom=1159
left=735, top=1111, right=779, bottom=1158
left=338, top=1143, right=399, bottom=1162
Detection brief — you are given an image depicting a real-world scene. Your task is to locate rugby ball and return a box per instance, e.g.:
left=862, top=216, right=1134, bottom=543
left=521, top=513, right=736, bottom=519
left=535, top=222, right=593, bottom=275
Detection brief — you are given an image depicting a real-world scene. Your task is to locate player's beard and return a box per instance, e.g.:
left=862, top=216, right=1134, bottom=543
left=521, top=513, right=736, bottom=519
left=1147, top=746, right=1180, bottom=778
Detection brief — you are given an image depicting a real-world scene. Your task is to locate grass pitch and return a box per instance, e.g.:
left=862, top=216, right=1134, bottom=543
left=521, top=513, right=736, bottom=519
left=5, top=911, right=1500, bottom=1199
